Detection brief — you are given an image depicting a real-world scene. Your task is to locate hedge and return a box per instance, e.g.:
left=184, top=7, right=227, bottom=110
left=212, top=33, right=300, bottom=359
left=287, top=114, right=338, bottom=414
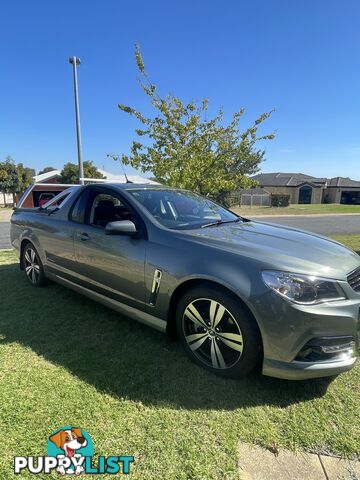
left=270, top=194, right=290, bottom=207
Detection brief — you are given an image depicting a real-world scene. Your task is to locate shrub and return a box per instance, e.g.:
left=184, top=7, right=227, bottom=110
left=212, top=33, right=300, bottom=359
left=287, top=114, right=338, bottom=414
left=271, top=194, right=290, bottom=207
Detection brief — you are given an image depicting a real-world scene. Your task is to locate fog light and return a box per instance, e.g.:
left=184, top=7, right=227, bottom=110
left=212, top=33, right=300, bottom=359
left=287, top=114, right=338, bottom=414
left=320, top=342, right=355, bottom=354
left=296, top=336, right=355, bottom=362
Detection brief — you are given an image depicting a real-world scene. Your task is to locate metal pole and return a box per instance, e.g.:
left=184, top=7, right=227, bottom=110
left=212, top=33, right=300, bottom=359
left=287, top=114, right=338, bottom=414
left=69, top=56, right=84, bottom=185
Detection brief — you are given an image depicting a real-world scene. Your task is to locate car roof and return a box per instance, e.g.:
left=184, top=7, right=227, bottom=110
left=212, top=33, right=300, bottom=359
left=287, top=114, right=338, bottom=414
left=94, top=183, right=178, bottom=191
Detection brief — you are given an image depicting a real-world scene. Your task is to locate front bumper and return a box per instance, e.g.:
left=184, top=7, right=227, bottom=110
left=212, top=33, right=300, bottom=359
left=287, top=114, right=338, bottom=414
left=263, top=355, right=356, bottom=380
left=250, top=287, right=360, bottom=380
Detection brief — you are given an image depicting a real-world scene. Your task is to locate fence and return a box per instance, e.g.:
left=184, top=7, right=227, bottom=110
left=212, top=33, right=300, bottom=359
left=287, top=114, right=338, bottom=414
left=0, top=192, right=14, bottom=207
left=227, top=192, right=271, bottom=207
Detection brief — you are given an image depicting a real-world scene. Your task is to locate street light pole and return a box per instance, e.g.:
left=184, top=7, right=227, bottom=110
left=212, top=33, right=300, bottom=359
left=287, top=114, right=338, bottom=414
left=69, top=56, right=84, bottom=185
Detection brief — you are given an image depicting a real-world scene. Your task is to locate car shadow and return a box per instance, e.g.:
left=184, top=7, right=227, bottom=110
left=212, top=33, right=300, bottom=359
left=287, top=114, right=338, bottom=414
left=0, top=261, right=336, bottom=410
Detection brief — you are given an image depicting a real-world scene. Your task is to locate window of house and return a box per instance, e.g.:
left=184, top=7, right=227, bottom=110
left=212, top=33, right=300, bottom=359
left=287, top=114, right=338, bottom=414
left=298, top=185, right=312, bottom=204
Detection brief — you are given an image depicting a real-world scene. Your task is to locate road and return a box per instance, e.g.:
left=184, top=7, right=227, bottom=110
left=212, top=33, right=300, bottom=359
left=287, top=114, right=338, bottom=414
left=252, top=214, right=360, bottom=235
left=0, top=214, right=360, bottom=250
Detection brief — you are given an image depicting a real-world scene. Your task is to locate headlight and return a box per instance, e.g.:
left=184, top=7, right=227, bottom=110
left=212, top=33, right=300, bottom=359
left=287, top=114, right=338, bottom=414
left=261, top=270, right=346, bottom=305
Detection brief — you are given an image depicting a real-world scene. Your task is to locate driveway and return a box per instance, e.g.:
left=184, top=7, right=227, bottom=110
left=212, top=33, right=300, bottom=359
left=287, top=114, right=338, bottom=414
left=251, top=214, right=360, bottom=235
left=0, top=209, right=12, bottom=249
left=0, top=222, right=11, bottom=249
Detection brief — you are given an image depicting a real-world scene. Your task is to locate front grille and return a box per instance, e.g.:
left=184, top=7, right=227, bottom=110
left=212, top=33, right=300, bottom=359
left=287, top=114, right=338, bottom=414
left=347, top=266, right=360, bottom=292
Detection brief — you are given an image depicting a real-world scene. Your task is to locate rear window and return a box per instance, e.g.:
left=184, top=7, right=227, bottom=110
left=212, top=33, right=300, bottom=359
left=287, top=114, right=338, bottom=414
left=42, top=187, right=81, bottom=211
left=42, top=192, right=70, bottom=209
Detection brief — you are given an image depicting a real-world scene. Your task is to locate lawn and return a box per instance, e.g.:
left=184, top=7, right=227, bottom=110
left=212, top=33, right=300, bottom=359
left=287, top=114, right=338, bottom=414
left=0, top=237, right=359, bottom=479
left=231, top=203, right=360, bottom=217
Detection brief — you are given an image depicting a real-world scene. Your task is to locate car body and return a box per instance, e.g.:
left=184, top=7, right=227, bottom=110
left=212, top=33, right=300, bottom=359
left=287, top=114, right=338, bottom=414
left=10, top=183, right=360, bottom=380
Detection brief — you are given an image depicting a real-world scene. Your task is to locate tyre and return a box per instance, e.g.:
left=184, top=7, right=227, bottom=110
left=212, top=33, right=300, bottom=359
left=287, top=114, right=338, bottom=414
left=176, top=286, right=262, bottom=378
left=22, top=243, right=47, bottom=287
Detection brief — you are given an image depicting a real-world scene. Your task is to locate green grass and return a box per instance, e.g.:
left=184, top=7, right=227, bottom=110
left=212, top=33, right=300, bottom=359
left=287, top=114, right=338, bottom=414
left=231, top=203, right=360, bottom=216
left=0, top=238, right=360, bottom=479
left=331, top=235, right=360, bottom=254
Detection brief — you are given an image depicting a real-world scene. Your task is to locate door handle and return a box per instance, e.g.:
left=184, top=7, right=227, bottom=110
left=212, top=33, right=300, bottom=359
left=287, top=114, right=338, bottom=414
left=77, top=232, right=89, bottom=241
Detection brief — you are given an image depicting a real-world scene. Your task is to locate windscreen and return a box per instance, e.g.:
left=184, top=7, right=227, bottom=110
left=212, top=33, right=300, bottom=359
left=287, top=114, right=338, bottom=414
left=128, top=189, right=238, bottom=230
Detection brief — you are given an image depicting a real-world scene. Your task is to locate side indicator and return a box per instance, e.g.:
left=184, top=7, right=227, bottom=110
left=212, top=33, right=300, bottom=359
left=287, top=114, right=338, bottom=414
left=149, top=269, right=162, bottom=306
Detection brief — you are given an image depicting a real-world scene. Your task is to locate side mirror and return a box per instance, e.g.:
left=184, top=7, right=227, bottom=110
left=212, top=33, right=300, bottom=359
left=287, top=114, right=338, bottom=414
left=105, top=220, right=137, bottom=236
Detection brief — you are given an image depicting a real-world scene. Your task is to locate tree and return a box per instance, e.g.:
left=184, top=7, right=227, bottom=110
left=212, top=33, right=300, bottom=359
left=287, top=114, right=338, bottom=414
left=38, top=166, right=57, bottom=175
left=17, top=163, right=34, bottom=190
left=0, top=156, right=34, bottom=203
left=60, top=160, right=104, bottom=184
left=116, top=45, right=275, bottom=202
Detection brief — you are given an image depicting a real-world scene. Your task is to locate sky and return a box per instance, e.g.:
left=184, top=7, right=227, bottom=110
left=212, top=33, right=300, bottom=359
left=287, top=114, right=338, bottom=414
left=1, top=0, right=360, bottom=179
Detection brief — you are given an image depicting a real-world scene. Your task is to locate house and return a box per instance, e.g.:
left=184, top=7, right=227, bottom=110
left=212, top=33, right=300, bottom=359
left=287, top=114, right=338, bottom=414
left=32, top=168, right=159, bottom=185
left=17, top=168, right=159, bottom=208
left=252, top=172, right=360, bottom=204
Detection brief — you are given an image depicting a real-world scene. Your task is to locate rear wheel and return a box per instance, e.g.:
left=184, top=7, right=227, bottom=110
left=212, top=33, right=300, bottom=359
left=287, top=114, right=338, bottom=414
left=176, top=286, right=262, bottom=378
left=22, top=243, right=47, bottom=287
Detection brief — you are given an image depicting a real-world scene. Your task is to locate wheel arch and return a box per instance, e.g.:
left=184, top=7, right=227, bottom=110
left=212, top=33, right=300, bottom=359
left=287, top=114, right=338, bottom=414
left=19, top=235, right=44, bottom=270
left=19, top=238, right=32, bottom=270
left=166, top=278, right=263, bottom=349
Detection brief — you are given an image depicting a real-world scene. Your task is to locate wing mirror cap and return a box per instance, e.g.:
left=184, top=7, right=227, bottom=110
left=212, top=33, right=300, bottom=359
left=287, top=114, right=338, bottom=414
left=105, top=220, right=137, bottom=236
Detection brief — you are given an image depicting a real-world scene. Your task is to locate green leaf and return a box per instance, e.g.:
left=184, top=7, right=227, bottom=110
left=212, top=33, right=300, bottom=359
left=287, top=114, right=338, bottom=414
left=114, top=46, right=275, bottom=201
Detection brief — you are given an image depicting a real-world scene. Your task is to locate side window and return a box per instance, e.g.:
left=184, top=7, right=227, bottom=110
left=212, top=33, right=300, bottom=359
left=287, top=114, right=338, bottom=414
left=88, top=192, right=134, bottom=228
left=70, top=193, right=85, bottom=224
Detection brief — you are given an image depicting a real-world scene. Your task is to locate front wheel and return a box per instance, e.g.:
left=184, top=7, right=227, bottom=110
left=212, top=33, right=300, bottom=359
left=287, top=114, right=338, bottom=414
left=22, top=243, right=47, bottom=287
left=176, top=286, right=262, bottom=378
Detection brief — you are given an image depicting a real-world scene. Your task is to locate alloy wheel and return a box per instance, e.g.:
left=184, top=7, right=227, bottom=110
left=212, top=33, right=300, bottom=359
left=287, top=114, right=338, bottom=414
left=24, top=247, right=40, bottom=284
left=182, top=298, right=243, bottom=369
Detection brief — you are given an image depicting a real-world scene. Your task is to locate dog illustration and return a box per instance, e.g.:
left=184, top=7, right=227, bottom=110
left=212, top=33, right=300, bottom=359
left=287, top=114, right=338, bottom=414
left=49, top=427, right=87, bottom=475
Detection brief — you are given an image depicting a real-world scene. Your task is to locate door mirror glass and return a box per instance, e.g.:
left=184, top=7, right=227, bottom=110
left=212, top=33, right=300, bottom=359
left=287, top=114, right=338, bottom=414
left=105, top=220, right=137, bottom=236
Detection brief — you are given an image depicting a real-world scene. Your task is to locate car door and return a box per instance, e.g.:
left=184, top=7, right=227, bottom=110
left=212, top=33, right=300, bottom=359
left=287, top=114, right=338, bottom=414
left=35, top=188, right=83, bottom=275
left=73, top=186, right=147, bottom=311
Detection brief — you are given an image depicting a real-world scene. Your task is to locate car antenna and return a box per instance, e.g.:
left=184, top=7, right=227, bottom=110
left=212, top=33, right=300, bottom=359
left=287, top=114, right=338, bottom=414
left=107, top=154, right=132, bottom=183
